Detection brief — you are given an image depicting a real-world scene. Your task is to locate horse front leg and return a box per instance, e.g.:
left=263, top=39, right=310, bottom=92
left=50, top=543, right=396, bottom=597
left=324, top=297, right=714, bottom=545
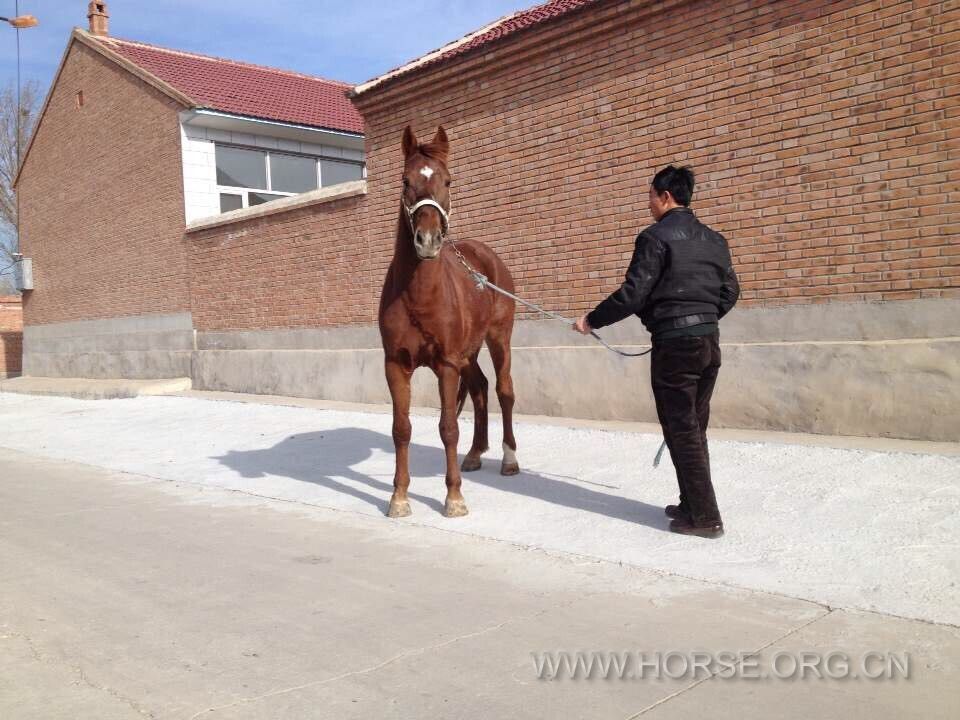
left=437, top=363, right=468, bottom=517
left=385, top=359, right=413, bottom=518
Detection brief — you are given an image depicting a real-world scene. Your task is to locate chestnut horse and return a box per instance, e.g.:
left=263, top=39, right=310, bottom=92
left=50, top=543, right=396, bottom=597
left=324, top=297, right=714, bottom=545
left=379, top=125, right=519, bottom=519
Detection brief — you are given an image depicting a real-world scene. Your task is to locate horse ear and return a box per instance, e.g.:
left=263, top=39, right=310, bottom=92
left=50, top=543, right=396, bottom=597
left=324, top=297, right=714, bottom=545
left=431, top=126, right=450, bottom=159
left=402, top=125, right=418, bottom=158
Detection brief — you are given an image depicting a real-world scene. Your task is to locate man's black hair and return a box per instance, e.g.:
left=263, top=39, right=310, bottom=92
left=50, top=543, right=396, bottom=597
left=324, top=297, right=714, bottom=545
left=651, top=165, right=695, bottom=207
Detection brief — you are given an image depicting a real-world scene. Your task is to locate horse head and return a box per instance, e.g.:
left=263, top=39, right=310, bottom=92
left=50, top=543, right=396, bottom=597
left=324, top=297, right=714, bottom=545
left=400, top=125, right=452, bottom=260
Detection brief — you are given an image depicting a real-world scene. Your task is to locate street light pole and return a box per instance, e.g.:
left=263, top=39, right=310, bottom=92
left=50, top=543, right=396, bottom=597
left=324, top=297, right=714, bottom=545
left=16, top=0, right=21, bottom=184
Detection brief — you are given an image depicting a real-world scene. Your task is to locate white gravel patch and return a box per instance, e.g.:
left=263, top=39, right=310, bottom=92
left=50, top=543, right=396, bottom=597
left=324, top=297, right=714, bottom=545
left=2, top=393, right=957, bottom=625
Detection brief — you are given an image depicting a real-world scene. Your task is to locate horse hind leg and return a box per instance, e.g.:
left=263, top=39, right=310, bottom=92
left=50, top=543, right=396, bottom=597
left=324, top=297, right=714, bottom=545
left=460, top=356, right=489, bottom=473
left=487, top=332, right=520, bottom=476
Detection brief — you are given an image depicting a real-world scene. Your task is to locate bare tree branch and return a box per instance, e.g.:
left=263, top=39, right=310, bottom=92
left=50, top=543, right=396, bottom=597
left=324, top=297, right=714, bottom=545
left=0, top=79, right=42, bottom=277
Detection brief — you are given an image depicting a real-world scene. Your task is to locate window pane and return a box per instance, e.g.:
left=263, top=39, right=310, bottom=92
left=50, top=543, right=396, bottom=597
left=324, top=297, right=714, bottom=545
left=216, top=145, right=266, bottom=188
left=219, top=193, right=243, bottom=213
left=321, top=160, right=364, bottom=187
left=270, top=153, right=318, bottom=193
left=249, top=192, right=286, bottom=206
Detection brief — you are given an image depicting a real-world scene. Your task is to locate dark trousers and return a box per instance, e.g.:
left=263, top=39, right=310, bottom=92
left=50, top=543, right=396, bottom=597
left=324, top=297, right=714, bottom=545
left=651, top=332, right=722, bottom=525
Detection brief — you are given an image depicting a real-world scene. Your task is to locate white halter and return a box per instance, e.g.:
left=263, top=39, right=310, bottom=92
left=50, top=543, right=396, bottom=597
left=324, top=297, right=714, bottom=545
left=404, top=198, right=451, bottom=237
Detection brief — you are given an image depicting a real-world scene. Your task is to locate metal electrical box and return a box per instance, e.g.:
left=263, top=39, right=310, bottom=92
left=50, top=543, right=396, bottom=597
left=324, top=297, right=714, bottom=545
left=15, top=257, right=33, bottom=291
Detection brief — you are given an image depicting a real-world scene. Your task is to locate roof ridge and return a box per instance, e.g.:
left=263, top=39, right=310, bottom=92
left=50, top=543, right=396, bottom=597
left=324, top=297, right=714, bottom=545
left=353, top=0, right=601, bottom=96
left=353, top=8, right=525, bottom=95
left=96, top=33, right=354, bottom=87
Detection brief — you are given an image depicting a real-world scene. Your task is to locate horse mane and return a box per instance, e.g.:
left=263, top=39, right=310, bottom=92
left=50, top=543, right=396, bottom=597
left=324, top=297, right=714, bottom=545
left=417, top=142, right=448, bottom=164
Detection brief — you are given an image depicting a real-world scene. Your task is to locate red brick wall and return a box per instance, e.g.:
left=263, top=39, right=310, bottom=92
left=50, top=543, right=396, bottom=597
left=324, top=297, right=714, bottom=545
left=17, top=40, right=191, bottom=326
left=348, top=0, right=959, bottom=320
left=0, top=295, right=23, bottom=376
left=187, top=193, right=373, bottom=331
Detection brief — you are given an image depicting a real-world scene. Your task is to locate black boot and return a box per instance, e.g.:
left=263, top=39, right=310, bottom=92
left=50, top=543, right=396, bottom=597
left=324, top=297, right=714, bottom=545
left=669, top=516, right=724, bottom=539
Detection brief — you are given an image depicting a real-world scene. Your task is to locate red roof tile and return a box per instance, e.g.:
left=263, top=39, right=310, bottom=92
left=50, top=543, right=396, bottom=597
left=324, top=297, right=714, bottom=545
left=354, top=0, right=603, bottom=95
left=96, top=35, right=364, bottom=134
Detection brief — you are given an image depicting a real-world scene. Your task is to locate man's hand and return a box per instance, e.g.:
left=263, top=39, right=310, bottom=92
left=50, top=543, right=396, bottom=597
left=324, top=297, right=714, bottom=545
left=573, top=315, right=593, bottom=335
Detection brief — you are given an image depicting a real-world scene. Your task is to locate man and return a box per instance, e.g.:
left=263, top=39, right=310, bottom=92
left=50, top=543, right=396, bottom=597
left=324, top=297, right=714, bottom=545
left=574, top=165, right=739, bottom=539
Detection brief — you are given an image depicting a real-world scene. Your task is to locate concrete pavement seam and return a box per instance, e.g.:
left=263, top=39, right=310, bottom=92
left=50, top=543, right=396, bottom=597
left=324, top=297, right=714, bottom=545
left=183, top=601, right=575, bottom=719
left=622, top=607, right=836, bottom=719
left=107, top=465, right=845, bottom=624
left=5, top=446, right=953, bottom=631
left=1, top=625, right=158, bottom=719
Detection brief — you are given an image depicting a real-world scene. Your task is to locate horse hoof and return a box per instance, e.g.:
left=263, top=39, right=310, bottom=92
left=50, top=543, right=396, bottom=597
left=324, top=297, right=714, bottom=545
left=461, top=456, right=482, bottom=472
left=387, top=499, right=412, bottom=518
left=444, top=498, right=469, bottom=518
left=501, top=462, right=520, bottom=476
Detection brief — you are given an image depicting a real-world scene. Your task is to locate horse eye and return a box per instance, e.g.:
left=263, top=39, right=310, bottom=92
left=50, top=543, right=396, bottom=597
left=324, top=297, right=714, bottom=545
left=402, top=177, right=410, bottom=187
left=445, top=179, right=452, bottom=187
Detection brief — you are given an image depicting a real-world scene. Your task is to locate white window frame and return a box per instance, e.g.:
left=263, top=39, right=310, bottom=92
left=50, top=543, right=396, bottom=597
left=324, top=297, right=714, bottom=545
left=215, top=142, right=365, bottom=213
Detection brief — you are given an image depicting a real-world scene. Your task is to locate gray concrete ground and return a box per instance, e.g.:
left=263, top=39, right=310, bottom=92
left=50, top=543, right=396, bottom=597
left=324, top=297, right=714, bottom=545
left=1, top=446, right=957, bottom=719
left=4, top=375, right=959, bottom=456
left=174, top=388, right=960, bottom=457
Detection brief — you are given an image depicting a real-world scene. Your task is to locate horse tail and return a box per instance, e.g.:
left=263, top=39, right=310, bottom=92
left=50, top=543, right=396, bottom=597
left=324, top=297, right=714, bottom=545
left=456, top=373, right=469, bottom=417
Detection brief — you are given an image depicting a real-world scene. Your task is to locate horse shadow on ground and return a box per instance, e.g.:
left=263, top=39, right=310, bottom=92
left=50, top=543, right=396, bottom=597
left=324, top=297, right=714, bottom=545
left=214, top=427, right=669, bottom=531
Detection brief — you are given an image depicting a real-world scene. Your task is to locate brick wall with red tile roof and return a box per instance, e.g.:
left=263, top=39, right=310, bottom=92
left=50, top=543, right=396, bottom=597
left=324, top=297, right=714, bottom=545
left=17, top=41, right=192, bottom=326
left=189, top=0, right=959, bottom=334
left=343, top=0, right=959, bottom=321
left=0, top=295, right=23, bottom=376
left=19, top=0, right=960, bottom=338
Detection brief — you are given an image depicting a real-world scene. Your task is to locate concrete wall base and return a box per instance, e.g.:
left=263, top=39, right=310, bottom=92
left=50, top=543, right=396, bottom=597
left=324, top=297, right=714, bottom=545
left=191, top=299, right=960, bottom=442
left=191, top=338, right=959, bottom=442
left=22, top=313, right=194, bottom=380
left=21, top=300, right=960, bottom=442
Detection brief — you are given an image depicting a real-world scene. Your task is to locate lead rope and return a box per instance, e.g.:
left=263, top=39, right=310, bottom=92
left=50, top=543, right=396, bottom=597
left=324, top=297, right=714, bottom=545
left=444, top=237, right=651, bottom=358
left=443, top=236, right=668, bottom=468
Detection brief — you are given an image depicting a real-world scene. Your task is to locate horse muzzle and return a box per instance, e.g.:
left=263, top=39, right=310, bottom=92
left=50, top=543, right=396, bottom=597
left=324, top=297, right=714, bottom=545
left=414, top=230, right=442, bottom=260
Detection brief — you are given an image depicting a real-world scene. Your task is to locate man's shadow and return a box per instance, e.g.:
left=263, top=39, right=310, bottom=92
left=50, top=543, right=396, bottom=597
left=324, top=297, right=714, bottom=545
left=215, top=427, right=668, bottom=531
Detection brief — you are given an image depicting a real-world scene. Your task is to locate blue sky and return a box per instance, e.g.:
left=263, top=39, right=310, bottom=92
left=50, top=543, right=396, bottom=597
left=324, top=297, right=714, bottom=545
left=0, top=1, right=535, bottom=93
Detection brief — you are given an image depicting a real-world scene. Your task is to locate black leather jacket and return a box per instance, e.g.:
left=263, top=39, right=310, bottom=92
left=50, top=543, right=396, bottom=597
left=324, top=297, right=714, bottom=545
left=587, top=207, right=739, bottom=335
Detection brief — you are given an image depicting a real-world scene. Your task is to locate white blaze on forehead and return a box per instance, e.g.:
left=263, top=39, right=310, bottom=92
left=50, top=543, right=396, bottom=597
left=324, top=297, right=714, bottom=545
left=419, top=166, right=435, bottom=179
